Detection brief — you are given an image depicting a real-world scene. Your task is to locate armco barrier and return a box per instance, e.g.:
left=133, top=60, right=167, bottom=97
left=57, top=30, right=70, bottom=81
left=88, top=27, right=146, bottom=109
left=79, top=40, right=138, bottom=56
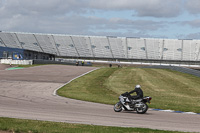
left=141, top=65, right=200, bottom=78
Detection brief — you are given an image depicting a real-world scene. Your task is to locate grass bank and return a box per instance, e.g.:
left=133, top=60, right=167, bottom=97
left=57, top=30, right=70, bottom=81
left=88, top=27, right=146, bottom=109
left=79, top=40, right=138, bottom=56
left=58, top=67, right=118, bottom=104
left=0, top=117, right=186, bottom=133
left=58, top=67, right=200, bottom=113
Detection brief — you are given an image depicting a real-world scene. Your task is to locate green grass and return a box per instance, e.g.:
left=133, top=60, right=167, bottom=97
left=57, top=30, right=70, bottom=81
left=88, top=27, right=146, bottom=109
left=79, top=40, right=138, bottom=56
left=58, top=67, right=200, bottom=113
left=0, top=117, right=187, bottom=133
left=1, top=67, right=199, bottom=133
left=58, top=67, right=118, bottom=104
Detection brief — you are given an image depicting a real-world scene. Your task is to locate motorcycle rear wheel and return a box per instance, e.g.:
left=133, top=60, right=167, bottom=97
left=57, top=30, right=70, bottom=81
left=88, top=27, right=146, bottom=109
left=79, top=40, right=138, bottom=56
left=136, top=103, right=148, bottom=114
left=114, top=102, right=122, bottom=112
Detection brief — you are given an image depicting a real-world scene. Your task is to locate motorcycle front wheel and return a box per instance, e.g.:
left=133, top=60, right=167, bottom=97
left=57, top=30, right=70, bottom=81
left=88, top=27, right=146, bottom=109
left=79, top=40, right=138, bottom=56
left=136, top=103, right=148, bottom=114
left=114, top=102, right=123, bottom=112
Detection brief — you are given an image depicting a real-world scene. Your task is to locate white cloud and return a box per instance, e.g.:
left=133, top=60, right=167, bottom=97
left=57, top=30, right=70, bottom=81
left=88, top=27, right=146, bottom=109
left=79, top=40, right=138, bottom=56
left=0, top=0, right=90, bottom=20
left=185, top=0, right=200, bottom=14
left=89, top=0, right=183, bottom=17
left=1, top=0, right=184, bottom=18
left=182, top=19, right=200, bottom=28
left=0, top=0, right=168, bottom=35
left=0, top=0, right=200, bottom=39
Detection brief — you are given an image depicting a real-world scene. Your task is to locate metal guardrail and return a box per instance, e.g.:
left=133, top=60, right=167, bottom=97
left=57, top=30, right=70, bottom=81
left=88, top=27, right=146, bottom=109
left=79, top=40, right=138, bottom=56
left=141, top=65, right=200, bottom=78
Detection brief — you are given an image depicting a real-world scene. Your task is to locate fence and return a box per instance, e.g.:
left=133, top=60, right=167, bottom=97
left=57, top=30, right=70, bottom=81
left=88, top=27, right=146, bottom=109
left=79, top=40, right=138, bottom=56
left=0, top=59, right=33, bottom=65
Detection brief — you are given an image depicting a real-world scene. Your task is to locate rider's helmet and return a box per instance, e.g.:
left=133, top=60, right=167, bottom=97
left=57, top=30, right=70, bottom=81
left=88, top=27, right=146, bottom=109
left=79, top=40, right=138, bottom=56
left=135, top=85, right=141, bottom=89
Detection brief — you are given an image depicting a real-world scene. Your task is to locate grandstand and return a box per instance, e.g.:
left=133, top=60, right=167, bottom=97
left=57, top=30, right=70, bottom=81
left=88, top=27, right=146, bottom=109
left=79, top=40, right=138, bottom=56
left=0, top=31, right=200, bottom=65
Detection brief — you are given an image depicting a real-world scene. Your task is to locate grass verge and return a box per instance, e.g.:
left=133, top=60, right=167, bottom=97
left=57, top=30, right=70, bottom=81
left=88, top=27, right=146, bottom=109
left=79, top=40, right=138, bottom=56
left=58, top=67, right=119, bottom=104
left=58, top=67, right=200, bottom=113
left=0, top=117, right=186, bottom=133
left=17, top=64, right=46, bottom=68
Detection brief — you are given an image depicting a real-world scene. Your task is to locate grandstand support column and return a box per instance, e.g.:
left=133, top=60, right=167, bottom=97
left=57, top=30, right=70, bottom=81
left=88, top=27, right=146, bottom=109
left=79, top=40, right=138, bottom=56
left=88, top=37, right=95, bottom=58
left=181, top=40, right=183, bottom=61
left=144, top=39, right=148, bottom=59
left=51, top=35, right=60, bottom=56
left=14, top=33, right=23, bottom=49
left=0, top=36, right=7, bottom=47
left=33, top=34, right=45, bottom=53
left=70, top=36, right=80, bottom=57
left=107, top=37, right=114, bottom=59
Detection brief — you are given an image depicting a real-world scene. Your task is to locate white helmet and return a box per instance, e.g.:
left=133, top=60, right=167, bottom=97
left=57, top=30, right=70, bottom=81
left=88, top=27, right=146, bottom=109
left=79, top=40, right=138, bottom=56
left=135, top=85, right=141, bottom=89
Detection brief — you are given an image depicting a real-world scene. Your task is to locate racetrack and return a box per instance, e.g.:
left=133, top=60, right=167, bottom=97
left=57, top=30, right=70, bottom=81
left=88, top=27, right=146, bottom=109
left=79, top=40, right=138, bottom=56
left=0, top=65, right=200, bottom=132
left=0, top=64, right=11, bottom=70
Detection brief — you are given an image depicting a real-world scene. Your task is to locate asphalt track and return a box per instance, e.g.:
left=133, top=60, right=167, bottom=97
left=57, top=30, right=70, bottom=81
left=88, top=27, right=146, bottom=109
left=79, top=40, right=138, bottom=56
left=0, top=65, right=200, bottom=132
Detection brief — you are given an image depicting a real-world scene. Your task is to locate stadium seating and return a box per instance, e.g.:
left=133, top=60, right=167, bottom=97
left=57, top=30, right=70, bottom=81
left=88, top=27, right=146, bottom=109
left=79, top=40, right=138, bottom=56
left=89, top=36, right=112, bottom=58
left=172, top=39, right=182, bottom=61
left=34, top=34, right=57, bottom=55
left=0, top=32, right=200, bottom=62
left=126, top=38, right=146, bottom=59
left=71, top=36, right=93, bottom=58
left=196, top=40, right=200, bottom=61
left=145, top=38, right=161, bottom=60
left=108, top=37, right=125, bottom=58
left=0, top=38, right=5, bottom=47
left=162, top=39, right=176, bottom=60
left=52, top=35, right=78, bottom=57
left=0, top=33, right=22, bottom=49
left=16, top=33, right=43, bottom=53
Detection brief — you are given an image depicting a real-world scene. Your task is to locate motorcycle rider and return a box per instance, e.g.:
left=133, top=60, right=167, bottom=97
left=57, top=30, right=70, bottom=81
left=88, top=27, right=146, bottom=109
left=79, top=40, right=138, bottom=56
left=128, top=85, right=143, bottom=102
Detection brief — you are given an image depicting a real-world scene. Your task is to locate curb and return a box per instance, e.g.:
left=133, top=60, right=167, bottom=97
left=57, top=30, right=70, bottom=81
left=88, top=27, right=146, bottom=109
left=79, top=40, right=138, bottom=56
left=6, top=67, right=24, bottom=70
left=149, top=108, right=200, bottom=115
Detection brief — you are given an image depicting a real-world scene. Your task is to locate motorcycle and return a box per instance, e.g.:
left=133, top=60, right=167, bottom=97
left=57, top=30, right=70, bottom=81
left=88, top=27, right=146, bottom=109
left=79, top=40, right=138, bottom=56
left=114, top=92, right=152, bottom=114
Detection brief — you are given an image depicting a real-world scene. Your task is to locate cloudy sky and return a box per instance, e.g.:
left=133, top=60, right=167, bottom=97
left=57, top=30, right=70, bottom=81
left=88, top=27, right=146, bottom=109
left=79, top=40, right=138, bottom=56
left=1, top=0, right=200, bottom=39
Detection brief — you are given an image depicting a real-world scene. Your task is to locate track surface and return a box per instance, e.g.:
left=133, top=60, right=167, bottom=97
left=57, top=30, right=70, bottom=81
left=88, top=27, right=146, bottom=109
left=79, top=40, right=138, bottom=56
left=0, top=64, right=11, bottom=70
left=0, top=65, right=200, bottom=132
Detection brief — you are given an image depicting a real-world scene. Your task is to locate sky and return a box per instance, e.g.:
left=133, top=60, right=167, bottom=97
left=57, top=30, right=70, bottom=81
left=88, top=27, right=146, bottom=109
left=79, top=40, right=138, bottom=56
left=1, top=0, right=200, bottom=39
